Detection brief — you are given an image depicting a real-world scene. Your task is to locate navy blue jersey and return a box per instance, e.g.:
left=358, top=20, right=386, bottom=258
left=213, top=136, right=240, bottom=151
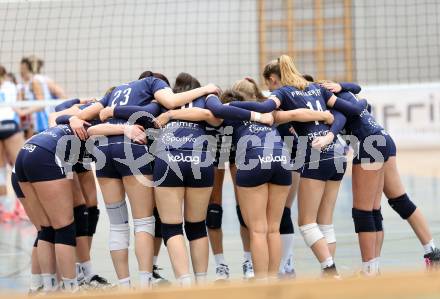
left=272, top=84, right=337, bottom=160
left=26, top=125, right=90, bottom=166
left=99, top=77, right=169, bottom=124
left=156, top=97, right=216, bottom=152
left=223, top=119, right=285, bottom=157
left=336, top=91, right=383, bottom=140
left=27, top=125, right=74, bottom=153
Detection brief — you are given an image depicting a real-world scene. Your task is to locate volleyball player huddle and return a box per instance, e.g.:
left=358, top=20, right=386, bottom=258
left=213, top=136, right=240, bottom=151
left=13, top=55, right=440, bottom=293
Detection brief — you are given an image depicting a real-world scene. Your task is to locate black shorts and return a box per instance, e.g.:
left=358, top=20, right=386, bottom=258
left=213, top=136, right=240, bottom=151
left=15, top=144, right=67, bottom=183
left=95, top=142, right=153, bottom=178
left=213, top=144, right=236, bottom=168
left=300, top=156, right=347, bottom=181
left=72, top=162, right=91, bottom=173
left=11, top=171, right=25, bottom=198
left=153, top=150, right=214, bottom=187
left=353, top=132, right=396, bottom=164
left=235, top=149, right=292, bottom=187
left=0, top=120, right=20, bottom=140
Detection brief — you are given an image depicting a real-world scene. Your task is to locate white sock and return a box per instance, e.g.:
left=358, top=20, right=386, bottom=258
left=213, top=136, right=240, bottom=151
left=42, top=273, right=58, bottom=292
left=214, top=254, right=227, bottom=267
left=62, top=277, right=79, bottom=292
left=362, top=258, right=378, bottom=276
left=153, top=256, right=158, bottom=266
left=177, top=274, right=192, bottom=287
left=30, top=274, right=43, bottom=290
left=423, top=239, right=436, bottom=254
left=280, top=234, right=294, bottom=271
left=374, top=257, right=381, bottom=273
left=320, top=256, right=334, bottom=270
left=139, top=271, right=152, bottom=288
left=195, top=272, right=207, bottom=284
left=243, top=251, right=252, bottom=262
left=80, top=260, right=95, bottom=282
left=118, top=277, right=131, bottom=287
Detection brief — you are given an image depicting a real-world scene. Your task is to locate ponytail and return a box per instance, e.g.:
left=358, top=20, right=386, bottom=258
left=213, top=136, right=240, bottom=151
left=278, top=55, right=309, bottom=90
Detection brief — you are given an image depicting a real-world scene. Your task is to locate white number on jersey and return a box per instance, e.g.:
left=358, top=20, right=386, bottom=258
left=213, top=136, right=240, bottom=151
left=306, top=100, right=324, bottom=125
left=111, top=88, right=132, bottom=106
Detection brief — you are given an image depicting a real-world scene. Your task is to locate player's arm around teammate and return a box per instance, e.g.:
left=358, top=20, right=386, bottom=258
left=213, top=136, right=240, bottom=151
left=235, top=55, right=347, bottom=277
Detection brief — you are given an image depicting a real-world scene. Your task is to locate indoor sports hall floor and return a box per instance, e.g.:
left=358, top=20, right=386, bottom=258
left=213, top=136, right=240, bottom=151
left=1, top=150, right=439, bottom=292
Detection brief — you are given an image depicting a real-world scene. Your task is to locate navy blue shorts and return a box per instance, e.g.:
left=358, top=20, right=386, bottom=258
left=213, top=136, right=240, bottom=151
left=0, top=120, right=20, bottom=140
left=300, top=156, right=347, bottom=181
left=11, top=171, right=25, bottom=198
left=235, top=149, right=292, bottom=187
left=153, top=150, right=214, bottom=187
left=15, top=144, right=67, bottom=182
left=95, top=142, right=152, bottom=179
left=353, top=132, right=396, bottom=164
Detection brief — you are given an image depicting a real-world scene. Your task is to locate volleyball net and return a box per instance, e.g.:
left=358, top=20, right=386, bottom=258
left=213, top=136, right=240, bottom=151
left=1, top=0, right=439, bottom=99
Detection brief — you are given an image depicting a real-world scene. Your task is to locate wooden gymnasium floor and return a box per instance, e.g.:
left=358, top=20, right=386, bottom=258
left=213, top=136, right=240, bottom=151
left=0, top=149, right=439, bottom=298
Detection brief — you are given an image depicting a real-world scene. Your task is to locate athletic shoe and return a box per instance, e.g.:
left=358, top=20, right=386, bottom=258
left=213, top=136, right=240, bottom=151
left=280, top=256, right=296, bottom=279
left=28, top=286, right=43, bottom=296
left=321, top=264, right=341, bottom=279
left=152, top=265, right=171, bottom=285
left=76, top=264, right=85, bottom=286
left=424, top=248, right=440, bottom=270
left=87, top=275, right=115, bottom=289
left=242, top=260, right=255, bottom=279
left=215, top=264, right=230, bottom=281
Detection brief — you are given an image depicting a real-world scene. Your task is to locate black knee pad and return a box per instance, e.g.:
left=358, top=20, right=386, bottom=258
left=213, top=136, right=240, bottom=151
left=39, top=226, right=55, bottom=243
left=161, top=223, right=183, bottom=246
left=373, top=208, right=383, bottom=232
left=206, top=203, right=223, bottom=229
left=34, top=234, right=39, bottom=247
left=388, top=193, right=417, bottom=219
left=74, top=205, right=89, bottom=237
left=352, top=208, right=376, bottom=233
left=184, top=220, right=207, bottom=241
left=236, top=205, right=247, bottom=228
left=153, top=207, right=162, bottom=238
left=54, top=222, right=77, bottom=246
left=280, top=207, right=294, bottom=234
left=87, top=206, right=100, bottom=237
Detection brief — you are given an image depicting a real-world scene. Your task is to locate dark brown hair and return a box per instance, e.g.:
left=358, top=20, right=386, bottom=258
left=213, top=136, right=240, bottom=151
left=303, top=74, right=315, bottom=82
left=172, top=72, right=201, bottom=93
left=0, top=65, right=6, bottom=79
left=138, top=70, right=170, bottom=86
left=21, top=56, right=44, bottom=74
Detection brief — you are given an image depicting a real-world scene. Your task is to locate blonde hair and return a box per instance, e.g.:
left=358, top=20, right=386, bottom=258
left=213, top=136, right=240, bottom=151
left=232, top=77, right=267, bottom=102
left=278, top=55, right=309, bottom=90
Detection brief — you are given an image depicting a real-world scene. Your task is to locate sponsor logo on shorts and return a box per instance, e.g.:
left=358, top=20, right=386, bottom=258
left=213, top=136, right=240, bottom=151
left=161, top=133, right=197, bottom=145
left=23, top=144, right=36, bottom=152
left=167, top=153, right=200, bottom=165
left=0, top=122, right=16, bottom=131
left=257, top=154, right=287, bottom=164
left=248, top=124, right=272, bottom=134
